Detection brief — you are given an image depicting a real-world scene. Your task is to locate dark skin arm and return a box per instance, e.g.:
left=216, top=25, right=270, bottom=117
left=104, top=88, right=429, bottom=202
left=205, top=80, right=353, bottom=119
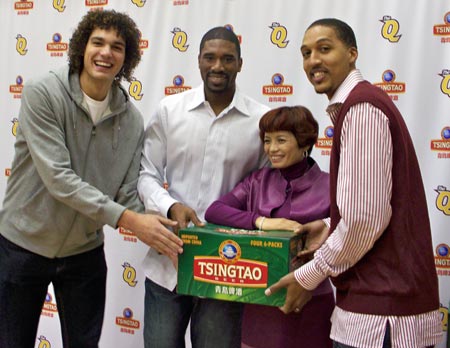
left=265, top=272, right=313, bottom=314
left=167, top=202, right=205, bottom=268
left=265, top=219, right=329, bottom=314
left=168, top=202, right=205, bottom=235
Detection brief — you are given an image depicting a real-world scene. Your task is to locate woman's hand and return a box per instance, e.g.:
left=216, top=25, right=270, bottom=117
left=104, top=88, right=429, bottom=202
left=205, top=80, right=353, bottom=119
left=255, top=217, right=302, bottom=232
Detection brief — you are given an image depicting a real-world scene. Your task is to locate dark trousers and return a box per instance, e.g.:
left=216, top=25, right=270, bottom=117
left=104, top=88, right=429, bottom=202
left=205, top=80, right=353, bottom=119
left=0, top=234, right=107, bottom=348
left=144, top=277, right=244, bottom=348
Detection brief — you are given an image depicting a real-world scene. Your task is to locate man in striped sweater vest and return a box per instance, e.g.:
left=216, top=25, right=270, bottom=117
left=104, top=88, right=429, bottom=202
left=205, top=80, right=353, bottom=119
left=266, top=18, right=442, bottom=348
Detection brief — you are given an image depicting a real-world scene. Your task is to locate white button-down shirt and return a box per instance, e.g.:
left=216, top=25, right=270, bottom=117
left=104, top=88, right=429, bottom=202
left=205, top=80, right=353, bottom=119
left=138, top=84, right=269, bottom=290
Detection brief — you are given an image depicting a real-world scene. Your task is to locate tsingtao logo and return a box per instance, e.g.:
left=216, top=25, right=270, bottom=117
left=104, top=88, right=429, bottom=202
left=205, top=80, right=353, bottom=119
left=165, top=75, right=191, bottom=95
left=433, top=12, right=450, bottom=43
left=219, top=240, right=241, bottom=264
left=379, top=16, right=402, bottom=43
left=41, top=293, right=58, bottom=318
left=262, top=73, right=293, bottom=103
left=435, top=243, right=450, bottom=276
left=430, top=127, right=450, bottom=159
left=315, top=126, right=334, bottom=157
left=173, top=0, right=188, bottom=5
left=373, top=70, right=405, bottom=101
left=47, top=33, right=68, bottom=58
left=139, top=31, right=149, bottom=55
left=192, top=239, right=268, bottom=288
left=14, top=0, right=34, bottom=15
left=116, top=307, right=140, bottom=335
left=9, top=76, right=24, bottom=99
left=85, top=0, right=108, bottom=8
left=118, top=227, right=138, bottom=243
left=223, top=24, right=242, bottom=44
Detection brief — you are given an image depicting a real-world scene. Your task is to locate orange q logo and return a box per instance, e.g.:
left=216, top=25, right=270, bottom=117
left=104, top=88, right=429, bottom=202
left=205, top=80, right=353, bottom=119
left=37, top=336, right=51, bottom=348
left=131, top=0, right=146, bottom=7
left=380, top=15, right=402, bottom=43
left=128, top=78, right=143, bottom=101
left=439, top=70, right=450, bottom=97
left=122, top=262, right=138, bottom=287
left=53, top=0, right=65, bottom=12
left=16, top=34, right=28, bottom=55
left=11, top=118, right=18, bottom=136
left=440, top=303, right=448, bottom=332
left=171, top=28, right=189, bottom=52
left=269, top=22, right=289, bottom=48
left=435, top=186, right=450, bottom=216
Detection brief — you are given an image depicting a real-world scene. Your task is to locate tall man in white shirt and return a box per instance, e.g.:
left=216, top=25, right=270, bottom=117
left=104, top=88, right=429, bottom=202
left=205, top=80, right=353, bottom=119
left=138, top=27, right=269, bottom=348
left=266, top=18, right=442, bottom=348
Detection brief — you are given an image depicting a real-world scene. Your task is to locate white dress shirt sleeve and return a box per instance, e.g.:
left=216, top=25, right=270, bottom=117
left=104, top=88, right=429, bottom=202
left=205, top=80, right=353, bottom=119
left=138, top=105, right=178, bottom=217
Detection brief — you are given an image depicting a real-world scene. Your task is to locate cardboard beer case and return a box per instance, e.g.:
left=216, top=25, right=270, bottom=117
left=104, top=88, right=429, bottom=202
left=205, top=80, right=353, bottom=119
left=177, top=223, right=307, bottom=307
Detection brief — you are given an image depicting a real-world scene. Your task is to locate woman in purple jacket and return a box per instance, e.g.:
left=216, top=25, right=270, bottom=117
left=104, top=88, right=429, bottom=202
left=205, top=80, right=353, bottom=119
left=205, top=106, right=334, bottom=348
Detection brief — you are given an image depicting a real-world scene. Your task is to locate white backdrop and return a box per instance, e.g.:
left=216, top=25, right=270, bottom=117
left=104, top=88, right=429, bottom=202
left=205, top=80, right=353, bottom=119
left=1, top=1, right=449, bottom=347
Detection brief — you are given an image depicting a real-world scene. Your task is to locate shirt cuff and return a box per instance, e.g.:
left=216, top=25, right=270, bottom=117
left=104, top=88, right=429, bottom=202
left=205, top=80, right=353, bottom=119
left=148, top=190, right=178, bottom=218
left=294, top=259, right=327, bottom=291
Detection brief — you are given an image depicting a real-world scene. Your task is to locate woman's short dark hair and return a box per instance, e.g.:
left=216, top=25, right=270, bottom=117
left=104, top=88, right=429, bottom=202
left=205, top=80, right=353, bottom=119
left=68, top=9, right=141, bottom=83
left=259, top=106, right=319, bottom=154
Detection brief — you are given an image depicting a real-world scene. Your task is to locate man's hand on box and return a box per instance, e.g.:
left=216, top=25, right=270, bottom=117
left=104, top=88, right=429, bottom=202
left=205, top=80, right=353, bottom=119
left=118, top=210, right=183, bottom=257
left=168, top=202, right=205, bottom=235
left=265, top=272, right=312, bottom=314
left=296, top=220, right=329, bottom=259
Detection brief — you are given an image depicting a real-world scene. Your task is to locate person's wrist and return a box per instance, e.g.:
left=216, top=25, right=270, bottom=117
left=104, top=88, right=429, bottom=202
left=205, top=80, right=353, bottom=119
left=168, top=202, right=180, bottom=219
left=258, top=216, right=266, bottom=230
left=117, top=209, right=136, bottom=230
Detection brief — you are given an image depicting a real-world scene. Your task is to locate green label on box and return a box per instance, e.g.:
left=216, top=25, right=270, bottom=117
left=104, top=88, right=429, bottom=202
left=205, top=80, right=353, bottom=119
left=177, top=223, right=305, bottom=307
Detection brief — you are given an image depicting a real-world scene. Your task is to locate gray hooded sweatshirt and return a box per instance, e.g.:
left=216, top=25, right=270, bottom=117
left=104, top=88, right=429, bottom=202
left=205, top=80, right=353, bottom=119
left=0, top=65, right=145, bottom=258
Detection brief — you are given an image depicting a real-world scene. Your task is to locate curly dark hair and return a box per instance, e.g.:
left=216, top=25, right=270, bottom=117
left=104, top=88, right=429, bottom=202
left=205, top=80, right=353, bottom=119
left=68, top=9, right=141, bottom=83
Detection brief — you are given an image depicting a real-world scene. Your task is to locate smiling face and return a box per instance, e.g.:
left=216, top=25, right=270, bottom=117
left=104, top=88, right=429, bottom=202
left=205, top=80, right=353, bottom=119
left=263, top=131, right=306, bottom=169
left=301, top=25, right=357, bottom=100
left=198, top=39, right=242, bottom=97
left=80, top=28, right=126, bottom=99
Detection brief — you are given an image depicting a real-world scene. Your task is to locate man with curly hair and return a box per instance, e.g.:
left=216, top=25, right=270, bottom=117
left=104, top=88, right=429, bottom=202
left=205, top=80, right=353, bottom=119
left=0, top=10, right=181, bottom=348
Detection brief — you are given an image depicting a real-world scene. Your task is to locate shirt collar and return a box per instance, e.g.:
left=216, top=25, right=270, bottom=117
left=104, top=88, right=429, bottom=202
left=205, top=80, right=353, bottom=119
left=186, top=84, right=250, bottom=117
left=186, top=85, right=206, bottom=111
left=326, top=69, right=364, bottom=123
